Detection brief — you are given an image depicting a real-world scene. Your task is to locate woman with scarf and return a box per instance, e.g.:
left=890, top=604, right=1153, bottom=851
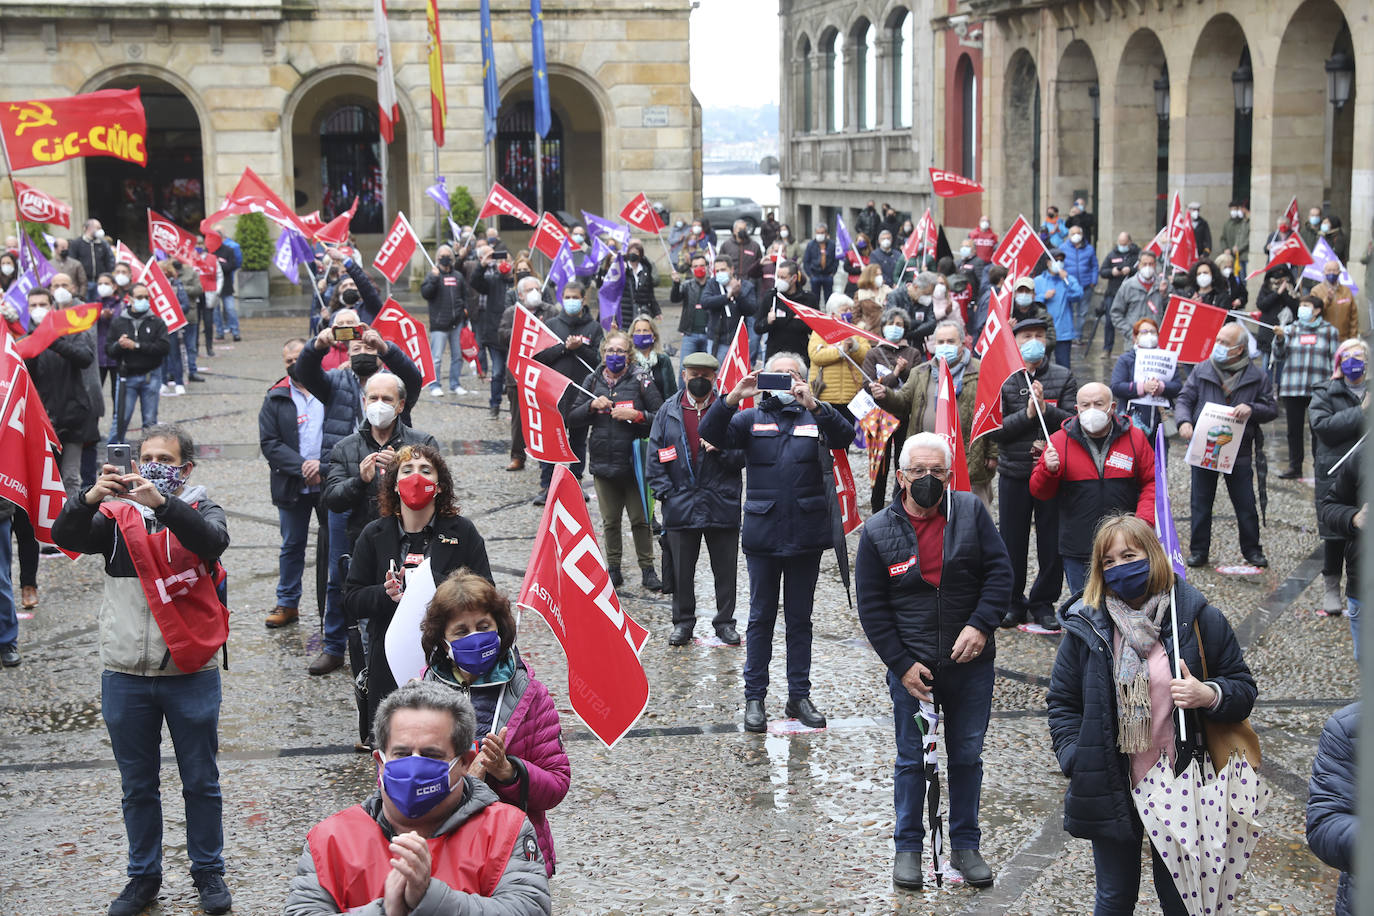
left=1308, top=338, right=1369, bottom=616
left=1272, top=294, right=1341, bottom=479
left=1048, top=514, right=1257, bottom=916
left=421, top=569, right=570, bottom=876
left=1109, top=317, right=1183, bottom=440
left=629, top=314, right=677, bottom=401
left=343, top=445, right=491, bottom=735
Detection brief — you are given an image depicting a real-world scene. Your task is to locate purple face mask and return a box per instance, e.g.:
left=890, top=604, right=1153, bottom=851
left=379, top=754, right=458, bottom=819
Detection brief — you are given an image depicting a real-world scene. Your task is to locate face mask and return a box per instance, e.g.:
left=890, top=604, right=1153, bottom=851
left=815, top=235, right=826, bottom=243
left=855, top=240, right=867, bottom=251
left=1341, top=356, right=1366, bottom=381
left=774, top=278, right=790, bottom=294
left=779, top=230, right=790, bottom=240
left=1321, top=223, right=1332, bottom=234
left=438, top=256, right=453, bottom=268
left=52, top=287, right=72, bottom=305
left=933, top=283, right=947, bottom=297
left=114, top=274, right=131, bottom=287
left=562, top=299, right=582, bottom=315
left=0, top=264, right=12, bottom=277
left=1189, top=211, right=1200, bottom=222
left=516, top=270, right=532, bottom=281
left=604, top=352, right=628, bottom=374
left=691, top=227, right=702, bottom=237
left=340, top=287, right=363, bottom=306
left=626, top=252, right=641, bottom=264
left=772, top=391, right=796, bottom=406
left=1230, top=210, right=1242, bottom=220
left=1136, top=333, right=1158, bottom=349
left=714, top=271, right=730, bottom=285
left=449, top=630, right=502, bottom=678
left=94, top=228, right=105, bottom=240
left=918, top=295, right=933, bottom=307
left=572, top=232, right=586, bottom=244
left=351, top=353, right=379, bottom=377
left=1069, top=234, right=1083, bottom=245
left=906, top=474, right=944, bottom=509
left=97, top=283, right=114, bottom=298
left=28, top=305, right=50, bottom=325
left=883, top=324, right=905, bottom=342
left=1137, top=265, right=1155, bottom=281
left=1221, top=267, right=1233, bottom=279
left=880, top=239, right=892, bottom=251
left=691, top=265, right=708, bottom=280
left=1196, top=273, right=1212, bottom=288
left=364, top=400, right=397, bottom=428
left=1020, top=339, right=1046, bottom=363
left=632, top=332, right=654, bottom=350
left=128, top=298, right=151, bottom=314
left=1310, top=216, right=1321, bottom=227
left=1325, top=274, right=1340, bottom=286
left=959, top=246, right=972, bottom=259
left=524, top=290, right=543, bottom=307
left=1102, top=558, right=1152, bottom=602
left=1210, top=342, right=1235, bottom=364
left=1115, top=244, right=1129, bottom=254
left=686, top=376, right=713, bottom=398
left=138, top=461, right=188, bottom=498
left=841, top=311, right=854, bottom=323
left=979, top=220, right=990, bottom=231
left=398, top=472, right=438, bottom=510
left=737, top=230, right=750, bottom=241
left=1297, top=304, right=1315, bottom=323
left=1078, top=407, right=1110, bottom=435
left=379, top=753, right=459, bottom=820
left=1014, top=293, right=1033, bottom=307
left=934, top=343, right=959, bottom=363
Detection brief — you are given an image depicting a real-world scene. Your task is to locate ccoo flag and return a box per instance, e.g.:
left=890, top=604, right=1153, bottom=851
left=425, top=0, right=446, bottom=146
left=480, top=0, right=500, bottom=143
left=531, top=0, right=551, bottom=138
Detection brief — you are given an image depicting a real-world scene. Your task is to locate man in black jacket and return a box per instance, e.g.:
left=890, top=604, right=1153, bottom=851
left=757, top=261, right=815, bottom=366
left=699, top=256, right=757, bottom=361
left=70, top=218, right=114, bottom=301
left=989, top=318, right=1078, bottom=629
left=107, top=281, right=171, bottom=445
left=420, top=243, right=469, bottom=397
left=719, top=220, right=764, bottom=283
left=856, top=432, right=1011, bottom=891
left=533, top=282, right=603, bottom=501
left=648, top=352, right=745, bottom=646
left=469, top=244, right=515, bottom=417
left=1096, top=233, right=1139, bottom=354
left=25, top=286, right=95, bottom=495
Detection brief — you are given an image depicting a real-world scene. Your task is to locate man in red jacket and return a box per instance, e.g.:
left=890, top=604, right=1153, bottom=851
left=1030, top=382, right=1156, bottom=603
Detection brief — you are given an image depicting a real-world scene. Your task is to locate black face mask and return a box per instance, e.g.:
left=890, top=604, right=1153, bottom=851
left=626, top=253, right=640, bottom=264
left=737, top=231, right=749, bottom=241
left=686, top=376, right=713, bottom=399
left=340, top=288, right=361, bottom=306
left=438, top=256, right=454, bottom=268
left=906, top=474, right=944, bottom=509
left=286, top=363, right=299, bottom=382
left=350, top=353, right=379, bottom=377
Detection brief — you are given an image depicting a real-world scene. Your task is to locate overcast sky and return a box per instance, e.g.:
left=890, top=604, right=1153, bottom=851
left=690, top=0, right=780, bottom=108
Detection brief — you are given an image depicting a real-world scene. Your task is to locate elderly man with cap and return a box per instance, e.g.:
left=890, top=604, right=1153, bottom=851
left=1312, top=260, right=1360, bottom=340
left=989, top=317, right=1078, bottom=632
left=648, top=351, right=747, bottom=647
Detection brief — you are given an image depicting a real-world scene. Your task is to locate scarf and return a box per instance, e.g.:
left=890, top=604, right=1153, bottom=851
left=1103, top=591, right=1170, bottom=755
left=1214, top=356, right=1249, bottom=397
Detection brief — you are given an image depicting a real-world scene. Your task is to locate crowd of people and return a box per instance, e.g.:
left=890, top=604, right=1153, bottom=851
left=2, top=191, right=1364, bottom=914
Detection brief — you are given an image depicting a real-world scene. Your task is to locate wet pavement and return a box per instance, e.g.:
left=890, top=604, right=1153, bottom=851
left=0, top=306, right=1354, bottom=914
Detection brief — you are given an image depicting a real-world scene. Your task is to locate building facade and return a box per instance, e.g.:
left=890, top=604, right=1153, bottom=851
left=0, top=0, right=700, bottom=267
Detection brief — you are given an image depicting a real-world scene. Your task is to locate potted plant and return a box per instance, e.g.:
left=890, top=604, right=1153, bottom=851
left=234, top=212, right=272, bottom=312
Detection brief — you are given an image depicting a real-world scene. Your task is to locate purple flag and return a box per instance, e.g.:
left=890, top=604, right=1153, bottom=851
left=1154, top=424, right=1187, bottom=578
left=426, top=177, right=450, bottom=212
left=549, top=240, right=576, bottom=299
left=2, top=269, right=41, bottom=331
left=272, top=229, right=314, bottom=285
left=581, top=210, right=630, bottom=247
left=598, top=251, right=626, bottom=330
left=835, top=214, right=853, bottom=254
left=19, top=233, right=55, bottom=287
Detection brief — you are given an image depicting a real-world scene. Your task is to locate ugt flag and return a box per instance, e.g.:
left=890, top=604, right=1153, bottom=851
left=0, top=89, right=147, bottom=170
left=13, top=181, right=71, bottom=228
left=147, top=209, right=198, bottom=261
left=619, top=192, right=665, bottom=234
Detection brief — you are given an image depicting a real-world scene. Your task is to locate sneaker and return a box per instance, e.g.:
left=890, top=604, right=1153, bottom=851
left=0, top=646, right=19, bottom=667
left=108, top=875, right=161, bottom=916
left=454, top=386, right=470, bottom=395
left=429, top=386, right=445, bottom=398
left=175, top=384, right=185, bottom=395
left=159, top=382, right=177, bottom=396
left=192, top=871, right=232, bottom=915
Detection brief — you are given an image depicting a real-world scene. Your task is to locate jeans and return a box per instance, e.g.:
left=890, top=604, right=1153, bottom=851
left=678, top=333, right=713, bottom=381
left=428, top=325, right=464, bottom=390
left=539, top=425, right=589, bottom=489
left=1054, top=340, right=1073, bottom=369
left=507, top=388, right=526, bottom=461
left=0, top=519, right=14, bottom=650
left=177, top=319, right=199, bottom=376
left=482, top=343, right=506, bottom=409
left=743, top=552, right=822, bottom=701
left=276, top=494, right=323, bottom=609
left=113, top=372, right=160, bottom=444
left=592, top=474, right=653, bottom=570
left=1090, top=824, right=1188, bottom=915
left=1348, top=597, right=1361, bottom=661
left=811, top=274, right=834, bottom=305
left=1189, top=459, right=1261, bottom=558
left=887, top=660, right=993, bottom=851
left=101, top=668, right=224, bottom=877
left=998, top=475, right=1064, bottom=619
left=213, top=293, right=238, bottom=336
left=669, top=527, right=739, bottom=627
left=323, top=509, right=350, bottom=657
left=59, top=439, right=82, bottom=497
left=1063, top=556, right=1089, bottom=596
left=163, top=330, right=185, bottom=385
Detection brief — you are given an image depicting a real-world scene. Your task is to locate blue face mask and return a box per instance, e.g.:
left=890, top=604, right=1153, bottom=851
left=604, top=352, right=628, bottom=374
left=772, top=391, right=796, bottom=406
left=934, top=343, right=959, bottom=363
left=1325, top=274, right=1340, bottom=286
left=380, top=753, right=459, bottom=819
left=1117, top=244, right=1130, bottom=254
left=1019, top=339, right=1046, bottom=364
left=1211, top=342, right=1234, bottom=363
left=882, top=324, right=905, bottom=342
left=449, top=630, right=502, bottom=677
left=562, top=299, right=582, bottom=315
left=1101, top=558, right=1153, bottom=602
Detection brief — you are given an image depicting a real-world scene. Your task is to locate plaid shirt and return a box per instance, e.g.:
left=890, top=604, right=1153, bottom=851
left=1274, top=320, right=1340, bottom=398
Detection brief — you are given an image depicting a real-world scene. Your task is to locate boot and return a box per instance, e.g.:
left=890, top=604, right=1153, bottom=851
left=1322, top=574, right=1344, bottom=615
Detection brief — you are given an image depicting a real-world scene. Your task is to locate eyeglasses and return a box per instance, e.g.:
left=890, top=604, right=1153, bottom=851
left=902, top=466, right=948, bottom=479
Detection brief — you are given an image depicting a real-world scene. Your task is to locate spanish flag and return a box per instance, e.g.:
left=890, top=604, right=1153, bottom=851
left=426, top=0, right=447, bottom=147
left=16, top=304, right=98, bottom=360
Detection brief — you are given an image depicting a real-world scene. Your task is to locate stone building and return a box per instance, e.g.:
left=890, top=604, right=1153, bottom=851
left=0, top=0, right=700, bottom=270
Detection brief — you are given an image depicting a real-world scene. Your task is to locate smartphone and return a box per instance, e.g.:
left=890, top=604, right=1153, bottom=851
left=107, top=444, right=133, bottom=475
left=757, top=372, right=795, bottom=391
left=333, top=325, right=357, bottom=341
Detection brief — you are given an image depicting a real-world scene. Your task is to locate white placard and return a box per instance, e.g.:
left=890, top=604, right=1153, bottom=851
left=385, top=557, right=439, bottom=688
left=848, top=388, right=879, bottom=420
left=1184, top=402, right=1249, bottom=475
left=1128, top=348, right=1178, bottom=408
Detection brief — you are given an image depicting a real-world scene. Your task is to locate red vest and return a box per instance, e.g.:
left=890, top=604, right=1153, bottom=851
left=308, top=803, right=527, bottom=910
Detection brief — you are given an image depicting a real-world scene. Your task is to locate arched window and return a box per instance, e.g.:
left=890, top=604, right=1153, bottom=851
left=825, top=30, right=843, bottom=133
left=800, top=37, right=813, bottom=133
left=320, top=104, right=384, bottom=233
left=496, top=100, right=564, bottom=219
left=856, top=21, right=876, bottom=130
left=890, top=10, right=913, bottom=129
left=956, top=54, right=977, bottom=177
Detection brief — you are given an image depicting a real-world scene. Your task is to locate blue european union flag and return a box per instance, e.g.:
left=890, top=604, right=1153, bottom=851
left=481, top=0, right=499, bottom=143
left=531, top=0, right=551, bottom=138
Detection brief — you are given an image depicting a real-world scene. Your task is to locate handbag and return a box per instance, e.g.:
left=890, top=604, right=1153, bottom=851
left=1192, top=620, right=1262, bottom=770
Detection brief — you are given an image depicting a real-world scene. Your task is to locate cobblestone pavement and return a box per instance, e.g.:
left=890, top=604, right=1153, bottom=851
left=0, top=306, right=1353, bottom=914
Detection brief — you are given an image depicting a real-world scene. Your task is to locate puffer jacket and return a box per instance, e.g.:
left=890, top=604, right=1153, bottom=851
left=420, top=265, right=469, bottom=332
left=647, top=392, right=746, bottom=530
left=883, top=356, right=998, bottom=486
left=52, top=486, right=230, bottom=676
left=425, top=655, right=570, bottom=877
left=808, top=332, right=871, bottom=406
left=1047, top=581, right=1257, bottom=842
left=323, top=421, right=440, bottom=546
left=28, top=329, right=95, bottom=442
left=1030, top=415, right=1156, bottom=559
left=1308, top=379, right=1365, bottom=538
left=533, top=307, right=603, bottom=389
left=1174, top=357, right=1278, bottom=463
left=283, top=781, right=551, bottom=916
left=567, top=365, right=663, bottom=479
left=294, top=338, right=423, bottom=463
left=698, top=393, right=855, bottom=557
left=1320, top=457, right=1362, bottom=595
left=990, top=360, right=1079, bottom=479
left=1307, top=702, right=1358, bottom=916
left=855, top=491, right=1013, bottom=674
left=1061, top=241, right=1099, bottom=297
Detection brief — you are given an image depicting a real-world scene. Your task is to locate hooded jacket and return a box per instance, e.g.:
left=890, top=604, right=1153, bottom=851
left=533, top=308, right=604, bottom=392
left=1307, top=702, right=1358, bottom=916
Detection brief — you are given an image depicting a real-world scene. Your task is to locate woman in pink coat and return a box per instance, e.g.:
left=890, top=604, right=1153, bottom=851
left=420, top=569, right=571, bottom=876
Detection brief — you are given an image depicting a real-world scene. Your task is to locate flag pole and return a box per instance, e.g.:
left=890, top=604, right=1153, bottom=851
left=398, top=211, right=437, bottom=270
left=1022, top=367, right=1053, bottom=442
left=838, top=346, right=876, bottom=384
left=1169, top=582, right=1186, bottom=743
left=1227, top=310, right=1277, bottom=330
left=0, top=128, right=26, bottom=261
left=1328, top=433, right=1367, bottom=476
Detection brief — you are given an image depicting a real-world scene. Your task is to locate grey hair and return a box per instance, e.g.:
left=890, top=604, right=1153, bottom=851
left=516, top=274, right=542, bottom=294
left=764, top=351, right=807, bottom=373
left=900, top=432, right=953, bottom=471
left=374, top=680, right=477, bottom=756
left=365, top=370, right=406, bottom=404
left=825, top=292, right=854, bottom=317
left=934, top=317, right=966, bottom=340
left=881, top=307, right=909, bottom=327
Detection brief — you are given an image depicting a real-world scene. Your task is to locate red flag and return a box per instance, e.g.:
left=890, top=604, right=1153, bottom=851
left=1248, top=233, right=1313, bottom=280
left=299, top=211, right=327, bottom=236
left=507, top=305, right=580, bottom=463
left=372, top=212, right=421, bottom=283
left=314, top=198, right=358, bottom=245
left=0, top=89, right=147, bottom=171
left=1165, top=193, right=1197, bottom=273
left=115, top=241, right=144, bottom=276
left=200, top=167, right=313, bottom=251
left=15, top=304, right=98, bottom=360
left=975, top=284, right=1011, bottom=356
left=989, top=215, right=1050, bottom=285
left=516, top=465, right=649, bottom=748
left=0, top=335, right=69, bottom=549
left=831, top=448, right=862, bottom=535
left=146, top=209, right=197, bottom=261
left=716, top=318, right=754, bottom=409
left=1282, top=195, right=1300, bottom=233
left=901, top=208, right=938, bottom=266
left=193, top=251, right=219, bottom=294
left=371, top=298, right=437, bottom=388
left=928, top=168, right=984, bottom=198
left=969, top=305, right=1025, bottom=442
left=1158, top=295, right=1229, bottom=364
left=141, top=265, right=188, bottom=333
left=13, top=181, right=71, bottom=228
left=479, top=181, right=538, bottom=227
left=779, top=294, right=886, bottom=346
left=1143, top=225, right=1167, bottom=259
left=619, top=192, right=665, bottom=233
left=530, top=211, right=569, bottom=260
left=459, top=324, right=484, bottom=380
left=935, top=358, right=970, bottom=492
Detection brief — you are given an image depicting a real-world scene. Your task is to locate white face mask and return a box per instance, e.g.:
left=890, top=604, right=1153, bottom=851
left=933, top=283, right=947, bottom=297
left=524, top=290, right=542, bottom=307
left=959, top=246, right=972, bottom=259
left=0, top=264, right=12, bottom=277
left=1014, top=293, right=1033, bottom=307
left=97, top=283, right=114, bottom=298
left=28, top=306, right=49, bottom=326
left=1069, top=234, right=1083, bottom=245
left=1079, top=408, right=1110, bottom=435
left=1137, top=265, right=1155, bottom=281
left=1196, top=273, right=1212, bottom=288
left=774, top=277, right=790, bottom=294
left=364, top=401, right=397, bottom=428
left=1135, top=332, right=1158, bottom=349
left=1231, top=210, right=1243, bottom=220
left=979, top=220, right=990, bottom=231
left=94, top=228, right=105, bottom=240
left=52, top=287, right=72, bottom=305
left=115, top=274, right=131, bottom=287
left=779, top=229, right=790, bottom=240
left=880, top=239, right=892, bottom=251
left=1221, top=267, right=1233, bottom=279
left=815, top=235, right=826, bottom=243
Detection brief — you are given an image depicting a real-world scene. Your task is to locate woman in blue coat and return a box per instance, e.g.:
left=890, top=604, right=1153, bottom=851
left=1048, top=514, right=1256, bottom=915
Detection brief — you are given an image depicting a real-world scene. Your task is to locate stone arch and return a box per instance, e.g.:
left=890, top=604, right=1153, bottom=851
left=1053, top=40, right=1098, bottom=216
left=1183, top=14, right=1250, bottom=227
left=1003, top=48, right=1039, bottom=220
left=1113, top=29, right=1167, bottom=240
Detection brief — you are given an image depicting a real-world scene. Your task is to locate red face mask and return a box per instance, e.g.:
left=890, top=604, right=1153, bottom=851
left=497, top=260, right=512, bottom=275
left=691, top=265, right=708, bottom=280
left=397, top=473, right=438, bottom=510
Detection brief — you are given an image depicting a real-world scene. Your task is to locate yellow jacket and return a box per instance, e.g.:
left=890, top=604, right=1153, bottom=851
left=808, top=332, right=872, bottom=406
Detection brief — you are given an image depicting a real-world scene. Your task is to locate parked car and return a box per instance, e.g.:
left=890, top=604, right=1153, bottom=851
left=703, top=196, right=764, bottom=235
